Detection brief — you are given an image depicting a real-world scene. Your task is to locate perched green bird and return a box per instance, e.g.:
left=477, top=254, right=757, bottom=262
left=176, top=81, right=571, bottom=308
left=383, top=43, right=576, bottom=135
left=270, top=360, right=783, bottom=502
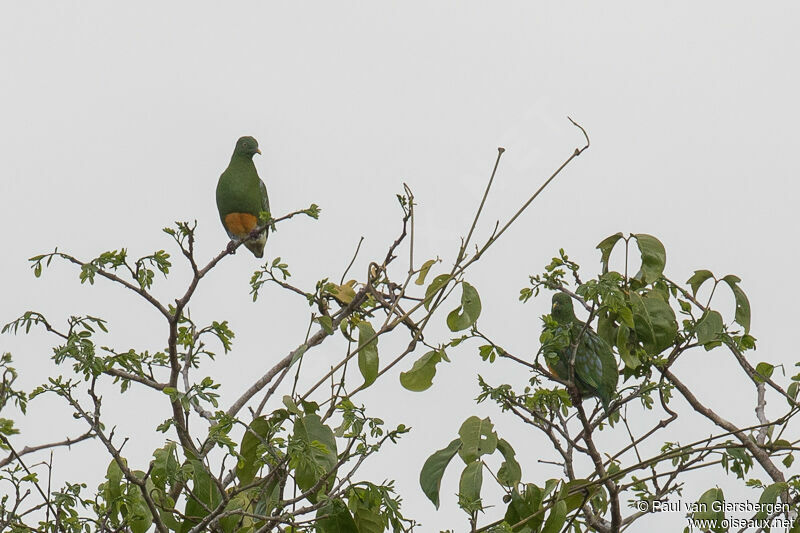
left=216, top=136, right=270, bottom=258
left=542, top=292, right=619, bottom=413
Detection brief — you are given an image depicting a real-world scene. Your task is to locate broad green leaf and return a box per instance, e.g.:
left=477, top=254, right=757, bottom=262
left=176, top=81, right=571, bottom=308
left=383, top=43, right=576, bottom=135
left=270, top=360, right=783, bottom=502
left=596, top=311, right=617, bottom=347
left=151, top=443, right=179, bottom=491
left=596, top=232, right=624, bottom=274
left=331, top=280, right=356, bottom=304
left=633, top=234, right=666, bottom=284
left=420, top=438, right=461, bottom=508
left=457, top=416, right=497, bottom=463
left=630, top=292, right=678, bottom=354
left=316, top=498, right=359, bottom=533
left=722, top=275, right=751, bottom=334
left=692, top=487, right=725, bottom=533
left=447, top=282, right=482, bottom=332
left=128, top=475, right=155, bottom=533
left=496, top=438, right=522, bottom=487
left=754, top=362, right=774, bottom=383
left=351, top=502, right=384, bottom=533
left=282, top=395, right=302, bottom=415
left=356, top=321, right=379, bottom=388
left=616, top=324, right=639, bottom=369
left=400, top=350, right=443, bottom=391
left=182, top=460, right=222, bottom=533
left=542, top=479, right=560, bottom=500
left=687, top=270, right=714, bottom=296
left=424, top=274, right=452, bottom=311
left=618, top=306, right=635, bottom=328
left=788, top=382, right=799, bottom=407
left=219, top=491, right=254, bottom=533
left=695, top=310, right=723, bottom=345
left=318, top=315, right=334, bottom=335
left=104, top=459, right=123, bottom=503
left=416, top=259, right=437, bottom=286
left=504, top=484, right=544, bottom=532
left=459, top=461, right=483, bottom=505
left=293, top=414, right=337, bottom=501
left=253, top=478, right=280, bottom=519
left=541, top=499, right=567, bottom=533
left=237, top=416, right=272, bottom=484
left=561, top=479, right=596, bottom=513
left=754, top=482, right=788, bottom=521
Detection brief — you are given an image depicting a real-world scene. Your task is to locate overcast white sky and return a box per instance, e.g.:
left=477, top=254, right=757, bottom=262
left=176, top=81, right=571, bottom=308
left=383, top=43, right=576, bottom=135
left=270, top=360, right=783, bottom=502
left=1, top=2, right=799, bottom=531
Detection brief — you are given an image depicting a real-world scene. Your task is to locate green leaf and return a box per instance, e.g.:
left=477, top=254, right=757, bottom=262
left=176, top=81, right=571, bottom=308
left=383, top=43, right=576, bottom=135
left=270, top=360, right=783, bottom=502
left=400, top=350, right=443, bottom=392
left=356, top=322, right=379, bottom=388
left=561, top=479, right=596, bottom=513
left=318, top=316, right=334, bottom=335
left=447, top=282, right=482, bottom=332
left=237, top=416, right=272, bottom=484
left=788, top=382, right=799, bottom=407
left=219, top=491, right=255, bottom=533
left=541, top=499, right=567, bottom=533
left=496, top=438, right=522, bottom=487
left=695, top=310, right=724, bottom=345
left=420, top=438, right=461, bottom=508
left=633, top=234, right=666, bottom=284
left=596, top=232, right=624, bottom=274
left=182, top=460, right=222, bottom=533
left=616, top=324, right=639, bottom=370
left=754, top=362, right=774, bottom=383
left=151, top=443, right=179, bottom=491
left=687, top=270, right=714, bottom=296
left=316, top=498, right=359, bottom=533
left=416, top=259, right=437, bottom=286
left=754, top=482, right=788, bottom=521
left=252, top=478, right=280, bottom=519
left=103, top=459, right=124, bottom=513
left=128, top=476, right=155, bottom=533
left=282, top=395, right=302, bottom=415
left=292, top=414, right=337, bottom=502
left=596, top=311, right=617, bottom=347
left=424, top=274, right=452, bottom=311
left=457, top=416, right=497, bottom=463
left=692, top=487, right=725, bottom=533
left=352, top=511, right=383, bottom=533
left=618, top=306, right=635, bottom=328
left=721, top=275, right=751, bottom=334
left=504, top=485, right=544, bottom=532
left=630, top=292, right=678, bottom=354
left=459, top=461, right=483, bottom=506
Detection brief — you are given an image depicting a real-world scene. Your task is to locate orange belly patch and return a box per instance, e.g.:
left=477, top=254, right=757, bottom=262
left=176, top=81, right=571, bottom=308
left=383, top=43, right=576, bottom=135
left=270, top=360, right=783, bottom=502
left=224, top=212, right=259, bottom=237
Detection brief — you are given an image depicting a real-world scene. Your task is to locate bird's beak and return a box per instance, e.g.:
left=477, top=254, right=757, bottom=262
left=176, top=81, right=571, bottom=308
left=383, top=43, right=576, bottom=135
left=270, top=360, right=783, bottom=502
left=256, top=148, right=262, bottom=155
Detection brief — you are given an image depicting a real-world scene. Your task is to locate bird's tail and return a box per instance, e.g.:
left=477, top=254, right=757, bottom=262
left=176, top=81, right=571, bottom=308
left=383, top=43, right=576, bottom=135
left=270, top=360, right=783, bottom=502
left=244, top=230, right=267, bottom=258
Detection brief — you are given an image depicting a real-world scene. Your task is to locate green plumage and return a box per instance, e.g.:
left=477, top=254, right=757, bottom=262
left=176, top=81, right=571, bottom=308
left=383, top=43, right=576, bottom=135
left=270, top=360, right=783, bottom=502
left=216, top=136, right=270, bottom=258
left=543, top=293, right=619, bottom=413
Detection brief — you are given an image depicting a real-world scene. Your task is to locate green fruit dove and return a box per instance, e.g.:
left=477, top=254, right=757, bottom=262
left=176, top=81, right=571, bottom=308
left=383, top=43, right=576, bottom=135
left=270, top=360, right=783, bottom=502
left=216, top=136, right=270, bottom=258
left=543, top=292, right=619, bottom=413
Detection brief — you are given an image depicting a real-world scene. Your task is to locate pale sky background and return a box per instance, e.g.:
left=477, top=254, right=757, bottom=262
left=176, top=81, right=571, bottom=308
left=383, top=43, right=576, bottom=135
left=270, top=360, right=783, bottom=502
left=1, top=2, right=799, bottom=531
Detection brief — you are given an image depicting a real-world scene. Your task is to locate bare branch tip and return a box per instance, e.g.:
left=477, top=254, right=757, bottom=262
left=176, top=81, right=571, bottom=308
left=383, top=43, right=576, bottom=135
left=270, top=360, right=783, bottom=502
left=566, top=116, right=590, bottom=152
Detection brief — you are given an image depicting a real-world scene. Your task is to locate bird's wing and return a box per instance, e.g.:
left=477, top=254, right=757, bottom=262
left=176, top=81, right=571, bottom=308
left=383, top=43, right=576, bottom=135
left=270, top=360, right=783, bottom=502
left=259, top=178, right=270, bottom=214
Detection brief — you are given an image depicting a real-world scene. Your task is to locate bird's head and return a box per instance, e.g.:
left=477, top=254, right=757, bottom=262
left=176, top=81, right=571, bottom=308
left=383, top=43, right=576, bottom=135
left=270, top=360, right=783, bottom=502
left=233, top=136, right=262, bottom=158
left=551, top=292, right=575, bottom=324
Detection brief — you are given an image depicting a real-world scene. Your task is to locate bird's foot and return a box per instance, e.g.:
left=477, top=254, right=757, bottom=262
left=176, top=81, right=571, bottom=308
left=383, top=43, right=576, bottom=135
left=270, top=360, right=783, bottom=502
left=226, top=240, right=238, bottom=255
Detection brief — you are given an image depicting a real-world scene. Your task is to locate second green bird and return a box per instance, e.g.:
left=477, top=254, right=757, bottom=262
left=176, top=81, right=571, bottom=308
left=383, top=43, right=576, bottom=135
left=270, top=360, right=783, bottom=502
left=542, top=292, right=619, bottom=414
left=216, top=136, right=270, bottom=258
